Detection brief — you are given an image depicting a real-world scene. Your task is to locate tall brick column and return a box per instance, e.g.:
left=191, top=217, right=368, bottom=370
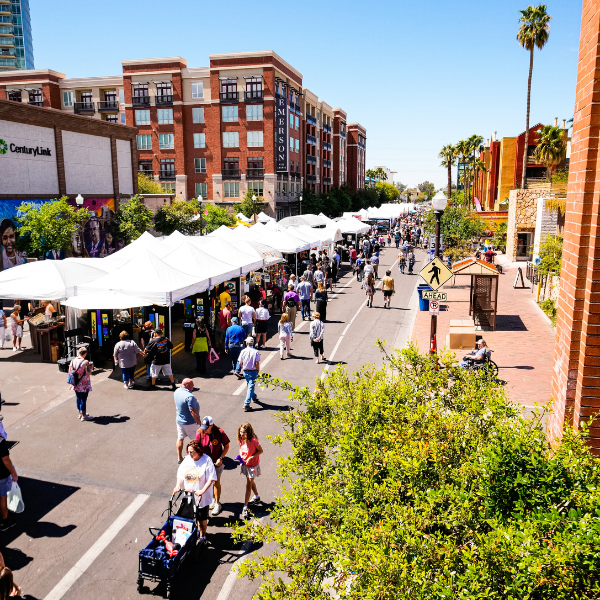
left=550, top=0, right=600, bottom=450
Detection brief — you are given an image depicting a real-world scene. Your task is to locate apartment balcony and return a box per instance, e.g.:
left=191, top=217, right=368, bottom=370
left=323, top=123, right=332, bottom=133
left=219, top=91, right=239, bottom=104
left=98, top=100, right=119, bottom=113
left=277, top=173, right=289, bottom=181
left=306, top=174, right=317, bottom=184
left=244, top=90, right=264, bottom=103
left=246, top=168, right=265, bottom=179
left=526, top=155, right=543, bottom=165
left=132, top=96, right=150, bottom=107
left=159, top=169, right=176, bottom=180
left=290, top=172, right=301, bottom=181
left=323, top=177, right=332, bottom=185
left=306, top=134, right=317, bottom=146
left=28, top=101, right=44, bottom=107
left=340, top=131, right=346, bottom=139
left=306, top=114, right=317, bottom=126
left=295, top=103, right=301, bottom=113
left=74, top=102, right=95, bottom=114
left=138, top=169, right=154, bottom=176
left=323, top=159, right=331, bottom=169
left=222, top=168, right=242, bottom=179
left=323, top=142, right=332, bottom=152
left=155, top=94, right=173, bottom=107
left=306, top=154, right=317, bottom=165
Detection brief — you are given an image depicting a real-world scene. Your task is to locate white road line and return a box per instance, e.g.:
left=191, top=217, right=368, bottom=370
left=232, top=347, right=280, bottom=396
left=215, top=540, right=253, bottom=600
left=45, top=494, right=150, bottom=600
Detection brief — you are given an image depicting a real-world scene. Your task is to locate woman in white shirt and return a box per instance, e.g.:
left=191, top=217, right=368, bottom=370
left=277, top=313, right=293, bottom=359
left=238, top=298, right=256, bottom=338
left=254, top=300, right=270, bottom=349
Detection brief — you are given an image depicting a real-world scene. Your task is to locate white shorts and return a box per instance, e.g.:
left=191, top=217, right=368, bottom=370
left=150, top=363, right=172, bottom=378
left=176, top=422, right=199, bottom=441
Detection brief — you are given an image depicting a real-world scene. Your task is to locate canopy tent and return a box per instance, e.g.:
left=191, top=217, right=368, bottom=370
left=243, top=227, right=312, bottom=254
left=323, top=225, right=343, bottom=243
left=236, top=213, right=252, bottom=223
left=358, top=208, right=369, bottom=220
left=377, top=204, right=403, bottom=218
left=62, top=291, right=154, bottom=310
left=365, top=207, right=392, bottom=220
left=278, top=214, right=327, bottom=228
left=296, top=224, right=335, bottom=247
left=207, top=227, right=284, bottom=266
left=342, top=212, right=362, bottom=220
left=286, top=225, right=323, bottom=249
left=101, top=231, right=166, bottom=269
left=336, top=218, right=370, bottom=235
left=0, top=258, right=109, bottom=301
left=318, top=213, right=339, bottom=226
left=256, top=211, right=275, bottom=223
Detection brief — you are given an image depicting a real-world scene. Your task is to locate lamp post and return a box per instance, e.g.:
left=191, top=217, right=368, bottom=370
left=299, top=194, right=302, bottom=216
left=429, top=191, right=448, bottom=355
left=252, top=194, right=257, bottom=224
left=198, top=194, right=203, bottom=235
left=75, top=194, right=84, bottom=206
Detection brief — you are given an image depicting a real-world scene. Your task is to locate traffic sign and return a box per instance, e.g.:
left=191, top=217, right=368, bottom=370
left=419, top=256, right=453, bottom=291
left=429, top=300, right=440, bottom=315
left=422, top=291, right=447, bottom=301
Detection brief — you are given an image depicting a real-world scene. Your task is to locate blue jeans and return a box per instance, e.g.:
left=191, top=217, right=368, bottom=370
left=146, top=364, right=151, bottom=378
left=75, top=391, right=89, bottom=414
left=121, top=366, right=135, bottom=383
left=229, top=346, right=242, bottom=371
left=243, top=370, right=258, bottom=406
left=300, top=299, right=311, bottom=319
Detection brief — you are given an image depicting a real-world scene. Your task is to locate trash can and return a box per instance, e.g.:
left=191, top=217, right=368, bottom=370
left=417, top=285, right=432, bottom=311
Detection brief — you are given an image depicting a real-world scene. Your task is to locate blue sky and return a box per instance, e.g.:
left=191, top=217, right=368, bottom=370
left=31, top=0, right=581, bottom=189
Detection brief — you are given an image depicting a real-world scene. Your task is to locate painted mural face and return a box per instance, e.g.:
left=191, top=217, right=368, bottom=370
left=71, top=230, right=83, bottom=255
left=2, top=225, right=16, bottom=258
left=89, top=220, right=100, bottom=244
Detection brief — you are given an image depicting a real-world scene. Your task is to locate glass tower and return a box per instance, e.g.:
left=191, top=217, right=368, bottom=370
left=0, top=0, right=33, bottom=71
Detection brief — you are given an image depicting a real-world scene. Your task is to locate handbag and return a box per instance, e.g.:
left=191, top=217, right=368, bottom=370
left=7, top=481, right=24, bottom=513
left=208, top=348, right=220, bottom=364
left=16, top=324, right=23, bottom=337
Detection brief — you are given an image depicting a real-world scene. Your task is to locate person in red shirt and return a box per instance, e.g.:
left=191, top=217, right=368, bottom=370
left=238, top=422, right=263, bottom=518
left=195, top=416, right=230, bottom=516
left=217, top=301, right=232, bottom=353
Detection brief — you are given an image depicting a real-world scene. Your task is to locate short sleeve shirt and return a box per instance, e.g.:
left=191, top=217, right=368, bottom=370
left=195, top=428, right=231, bottom=463
left=219, top=291, right=231, bottom=310
left=176, top=453, right=217, bottom=508
left=256, top=307, right=270, bottom=321
left=238, top=346, right=261, bottom=370
left=174, top=387, right=200, bottom=425
left=382, top=276, right=394, bottom=291
left=239, top=305, right=256, bottom=325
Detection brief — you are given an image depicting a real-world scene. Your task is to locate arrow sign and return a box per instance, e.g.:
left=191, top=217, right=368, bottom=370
left=419, top=256, right=453, bottom=291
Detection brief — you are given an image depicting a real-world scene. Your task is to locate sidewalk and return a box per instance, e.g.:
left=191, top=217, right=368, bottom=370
left=410, top=254, right=555, bottom=412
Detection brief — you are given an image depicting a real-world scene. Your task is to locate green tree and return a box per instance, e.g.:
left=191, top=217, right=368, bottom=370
left=233, top=345, right=600, bottom=599
left=153, top=198, right=204, bottom=236
left=239, top=190, right=266, bottom=222
left=323, top=184, right=352, bottom=217
left=137, top=172, right=164, bottom=195
left=518, top=4, right=551, bottom=188
left=455, top=140, right=471, bottom=206
left=375, top=181, right=400, bottom=203
left=16, top=196, right=91, bottom=257
left=374, top=166, right=388, bottom=182
left=417, top=180, right=436, bottom=200
left=438, top=144, right=456, bottom=202
left=299, top=187, right=324, bottom=216
left=534, top=125, right=567, bottom=181
left=203, top=203, right=236, bottom=233
left=113, top=195, right=154, bottom=243
left=395, top=182, right=408, bottom=195
left=493, top=220, right=508, bottom=251
left=538, top=233, right=563, bottom=276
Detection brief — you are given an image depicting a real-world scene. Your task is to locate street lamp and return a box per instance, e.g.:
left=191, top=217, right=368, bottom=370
left=429, top=191, right=448, bottom=356
left=252, top=194, right=257, bottom=223
left=75, top=194, right=84, bottom=206
left=299, top=194, right=303, bottom=216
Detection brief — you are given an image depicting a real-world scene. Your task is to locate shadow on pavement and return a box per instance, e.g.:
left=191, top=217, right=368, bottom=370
left=91, top=414, right=131, bottom=426
left=498, top=365, right=534, bottom=370
left=496, top=315, right=528, bottom=332
left=252, top=400, right=291, bottom=413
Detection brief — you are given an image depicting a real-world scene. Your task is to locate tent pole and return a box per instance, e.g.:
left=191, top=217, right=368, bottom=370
left=295, top=253, right=298, bottom=276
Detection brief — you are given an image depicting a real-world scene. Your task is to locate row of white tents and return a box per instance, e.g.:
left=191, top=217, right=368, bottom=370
left=342, top=203, right=416, bottom=222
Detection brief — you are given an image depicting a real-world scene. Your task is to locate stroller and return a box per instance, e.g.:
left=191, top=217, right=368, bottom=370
left=138, top=491, right=201, bottom=598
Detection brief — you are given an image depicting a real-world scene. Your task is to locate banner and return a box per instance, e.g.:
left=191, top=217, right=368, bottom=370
left=275, top=92, right=288, bottom=172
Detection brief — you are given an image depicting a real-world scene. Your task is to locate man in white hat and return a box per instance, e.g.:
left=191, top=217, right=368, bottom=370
left=234, top=337, right=261, bottom=412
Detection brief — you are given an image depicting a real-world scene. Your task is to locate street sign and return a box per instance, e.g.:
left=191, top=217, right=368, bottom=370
left=419, top=256, right=453, bottom=291
left=429, top=300, right=440, bottom=315
left=422, top=291, right=447, bottom=301
left=429, top=234, right=444, bottom=250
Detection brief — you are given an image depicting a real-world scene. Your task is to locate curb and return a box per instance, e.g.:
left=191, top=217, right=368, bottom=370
left=530, top=298, right=554, bottom=328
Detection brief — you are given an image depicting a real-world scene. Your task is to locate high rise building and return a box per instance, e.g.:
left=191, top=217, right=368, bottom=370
left=0, top=0, right=33, bottom=72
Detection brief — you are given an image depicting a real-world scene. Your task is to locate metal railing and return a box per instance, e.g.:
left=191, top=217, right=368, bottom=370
left=97, top=100, right=119, bottom=112
left=28, top=100, right=44, bottom=107
left=222, top=168, right=242, bottom=179
left=306, top=134, right=317, bottom=145
left=306, top=174, right=317, bottom=183
left=323, top=177, right=332, bottom=185
left=138, top=169, right=154, bottom=176
left=246, top=168, right=264, bottom=178
left=323, top=159, right=331, bottom=169
left=155, top=94, right=173, bottom=106
left=306, top=154, right=317, bottom=165
left=132, top=96, right=150, bottom=106
left=306, top=114, right=317, bottom=126
left=244, top=90, right=264, bottom=102
left=74, top=102, right=95, bottom=114
left=323, top=142, right=332, bottom=151
left=220, top=91, right=239, bottom=103
left=158, top=169, right=176, bottom=180
left=323, top=123, right=332, bottom=133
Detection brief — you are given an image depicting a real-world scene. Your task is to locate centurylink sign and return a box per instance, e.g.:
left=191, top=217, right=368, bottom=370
left=0, top=138, right=52, bottom=157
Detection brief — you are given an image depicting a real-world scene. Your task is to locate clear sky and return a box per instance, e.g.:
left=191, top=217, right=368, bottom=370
left=30, top=0, right=581, bottom=190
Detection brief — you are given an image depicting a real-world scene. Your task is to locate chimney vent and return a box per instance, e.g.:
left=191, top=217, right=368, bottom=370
left=554, top=117, right=558, bottom=127
left=562, top=119, right=566, bottom=129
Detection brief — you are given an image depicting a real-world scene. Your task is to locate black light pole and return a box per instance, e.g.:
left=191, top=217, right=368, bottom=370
left=429, top=192, right=448, bottom=355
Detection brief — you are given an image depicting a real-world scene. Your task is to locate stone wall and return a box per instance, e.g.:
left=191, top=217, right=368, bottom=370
left=506, top=189, right=549, bottom=261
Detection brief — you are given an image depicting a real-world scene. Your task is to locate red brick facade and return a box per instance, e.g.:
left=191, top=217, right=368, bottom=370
left=347, top=123, right=366, bottom=192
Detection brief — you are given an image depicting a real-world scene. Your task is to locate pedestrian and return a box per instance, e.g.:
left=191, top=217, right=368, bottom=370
left=234, top=337, right=261, bottom=411
left=333, top=247, right=341, bottom=272
left=283, top=283, right=300, bottom=330
left=224, top=316, right=246, bottom=373
left=370, top=252, right=379, bottom=279
left=195, top=416, right=230, bottom=516
left=0, top=429, right=18, bottom=531
left=296, top=276, right=312, bottom=320
left=43, top=300, right=56, bottom=322
left=238, top=297, right=256, bottom=339
left=387, top=233, right=392, bottom=247
left=139, top=321, right=154, bottom=380
left=216, top=301, right=232, bottom=353
left=365, top=273, right=376, bottom=308
left=288, top=273, right=298, bottom=290
left=325, top=262, right=334, bottom=291
left=309, top=312, right=326, bottom=364
left=69, top=347, right=94, bottom=421
left=313, top=263, right=325, bottom=288
left=174, top=378, right=202, bottom=463
left=278, top=313, right=293, bottom=359
left=363, top=259, right=374, bottom=281
left=146, top=329, right=176, bottom=390
left=0, top=566, right=21, bottom=595
left=238, top=422, right=263, bottom=518
left=398, top=252, right=406, bottom=274
left=315, top=281, right=329, bottom=322
left=395, top=232, right=400, bottom=249
left=408, top=251, right=416, bottom=274
left=0, top=310, right=6, bottom=349
left=331, top=254, right=338, bottom=284
left=350, top=246, right=357, bottom=267
left=113, top=330, right=144, bottom=389
left=190, top=317, right=212, bottom=375
left=219, top=285, right=231, bottom=310
left=9, top=304, right=23, bottom=352
left=382, top=270, right=395, bottom=308
left=255, top=299, right=270, bottom=349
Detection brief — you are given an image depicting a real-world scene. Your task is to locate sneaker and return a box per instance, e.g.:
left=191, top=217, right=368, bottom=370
left=234, top=372, right=244, bottom=380
left=81, top=415, right=94, bottom=421
left=78, top=414, right=82, bottom=420
left=124, top=384, right=128, bottom=389
left=241, top=506, right=248, bottom=518
left=0, top=519, right=15, bottom=532
left=252, top=397, right=259, bottom=403
left=209, top=499, right=216, bottom=510
left=249, top=494, right=260, bottom=504
left=171, top=384, right=177, bottom=391
left=244, top=405, right=253, bottom=412
left=211, top=503, right=222, bottom=516
left=12, top=347, right=16, bottom=352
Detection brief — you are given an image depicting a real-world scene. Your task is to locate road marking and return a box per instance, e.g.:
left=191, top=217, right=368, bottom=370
left=215, top=539, right=254, bottom=600
left=134, top=343, right=185, bottom=377
left=232, top=349, right=279, bottom=396
left=45, top=493, right=150, bottom=600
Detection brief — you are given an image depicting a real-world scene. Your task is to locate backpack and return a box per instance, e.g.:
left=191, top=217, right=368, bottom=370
left=286, top=298, right=297, bottom=308
left=67, top=359, right=84, bottom=386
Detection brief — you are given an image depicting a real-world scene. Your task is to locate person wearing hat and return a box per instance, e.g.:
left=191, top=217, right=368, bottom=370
left=234, top=337, right=261, bottom=411
left=145, top=329, right=175, bottom=390
left=224, top=316, right=247, bottom=374
left=140, top=321, right=154, bottom=380
left=174, top=378, right=202, bottom=464
left=195, top=416, right=230, bottom=516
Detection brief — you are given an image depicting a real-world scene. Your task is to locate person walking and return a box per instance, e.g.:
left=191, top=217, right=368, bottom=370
left=238, top=297, right=256, bottom=339
left=296, top=276, right=312, bottom=321
left=313, top=263, right=325, bottom=289
left=309, top=312, right=326, bottom=364
left=350, top=247, right=357, bottom=268
left=0, top=310, right=6, bottom=349
left=325, top=262, right=334, bottom=292
left=277, top=313, right=293, bottom=359
left=395, top=231, right=400, bottom=249
left=382, top=270, right=395, bottom=308
left=174, top=378, right=202, bottom=464
left=255, top=300, right=270, bottom=349
left=10, top=304, right=23, bottom=352
left=216, top=301, right=232, bottom=353
left=408, top=251, right=416, bottom=274
left=69, top=347, right=94, bottom=421
left=238, top=422, right=263, bottom=519
left=302, top=263, right=314, bottom=295
left=370, top=251, right=380, bottom=279
left=288, top=273, right=298, bottom=290
left=190, top=318, right=212, bottom=375
left=146, top=329, right=176, bottom=390
left=224, top=317, right=246, bottom=373
left=195, top=416, right=230, bottom=516
left=113, top=331, right=144, bottom=389
left=0, top=566, right=21, bottom=595
left=398, top=252, right=406, bottom=274
left=365, top=273, right=376, bottom=308
left=139, top=321, right=154, bottom=380
left=363, top=259, right=374, bottom=281
left=314, top=282, right=329, bottom=322
left=234, top=337, right=261, bottom=411
left=283, top=283, right=300, bottom=330
left=0, top=428, right=18, bottom=531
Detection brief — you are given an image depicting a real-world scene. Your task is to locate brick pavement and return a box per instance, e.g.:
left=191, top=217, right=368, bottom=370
left=410, top=254, right=555, bottom=411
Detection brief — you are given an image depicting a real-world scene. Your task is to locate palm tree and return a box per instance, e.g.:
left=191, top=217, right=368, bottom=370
left=534, top=125, right=566, bottom=181
left=517, top=4, right=551, bottom=189
left=455, top=140, right=470, bottom=205
left=374, top=167, right=388, bottom=182
left=438, top=144, right=456, bottom=202
left=472, top=158, right=487, bottom=207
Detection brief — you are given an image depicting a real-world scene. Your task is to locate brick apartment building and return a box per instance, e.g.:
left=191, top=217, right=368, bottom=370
left=0, top=51, right=367, bottom=219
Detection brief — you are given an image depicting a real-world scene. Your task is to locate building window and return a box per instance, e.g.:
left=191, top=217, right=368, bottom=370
left=28, top=89, right=43, bottom=104
left=119, top=89, right=125, bottom=104
left=80, top=91, right=92, bottom=105
left=220, top=79, right=237, bottom=94
left=222, top=106, right=238, bottom=122
left=139, top=160, right=153, bottom=173
left=161, top=182, right=176, bottom=193
left=295, top=116, right=299, bottom=130
left=120, top=113, right=126, bottom=124
left=160, top=158, right=175, bottom=175
left=195, top=182, right=207, bottom=198
left=192, top=81, right=204, bottom=98
left=135, top=110, right=150, bottom=125
left=192, top=107, right=204, bottom=123
left=195, top=158, right=206, bottom=173
left=290, top=113, right=294, bottom=127
left=156, top=82, right=172, bottom=98
left=246, top=104, right=263, bottom=121
left=290, top=137, right=294, bottom=152
left=62, top=91, right=73, bottom=107
left=157, top=108, right=173, bottom=124
left=248, top=181, right=263, bottom=195
left=248, top=156, right=263, bottom=169
left=247, top=131, right=263, bottom=147
left=193, top=133, right=206, bottom=148
left=223, top=132, right=239, bottom=148
left=295, top=139, right=300, bottom=153
left=224, top=182, right=239, bottom=198
left=105, top=115, right=119, bottom=123
left=133, top=84, right=149, bottom=98
left=159, top=134, right=174, bottom=149
left=246, top=77, right=262, bottom=94
left=104, top=90, right=117, bottom=103
left=137, top=134, right=152, bottom=150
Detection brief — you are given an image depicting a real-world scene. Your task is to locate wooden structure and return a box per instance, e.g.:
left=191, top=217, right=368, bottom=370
left=452, top=258, right=500, bottom=331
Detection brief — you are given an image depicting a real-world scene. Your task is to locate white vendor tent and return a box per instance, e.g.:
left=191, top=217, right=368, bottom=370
left=257, top=211, right=275, bottom=223
left=286, top=226, right=323, bottom=249
left=208, top=228, right=283, bottom=266
left=278, top=214, right=327, bottom=228
left=244, top=227, right=311, bottom=254
left=236, top=213, right=252, bottom=223
left=336, top=218, right=370, bottom=235
left=62, top=291, right=154, bottom=310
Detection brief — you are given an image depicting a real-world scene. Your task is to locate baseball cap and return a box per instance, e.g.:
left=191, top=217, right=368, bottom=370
left=200, top=416, right=213, bottom=430
left=154, top=328, right=162, bottom=334
left=231, top=316, right=238, bottom=322
left=246, top=336, right=255, bottom=345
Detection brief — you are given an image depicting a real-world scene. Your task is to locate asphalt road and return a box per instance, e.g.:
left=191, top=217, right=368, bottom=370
left=0, top=246, right=424, bottom=600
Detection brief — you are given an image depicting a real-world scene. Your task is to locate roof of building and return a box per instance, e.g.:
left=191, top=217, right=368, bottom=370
left=452, top=257, right=499, bottom=276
